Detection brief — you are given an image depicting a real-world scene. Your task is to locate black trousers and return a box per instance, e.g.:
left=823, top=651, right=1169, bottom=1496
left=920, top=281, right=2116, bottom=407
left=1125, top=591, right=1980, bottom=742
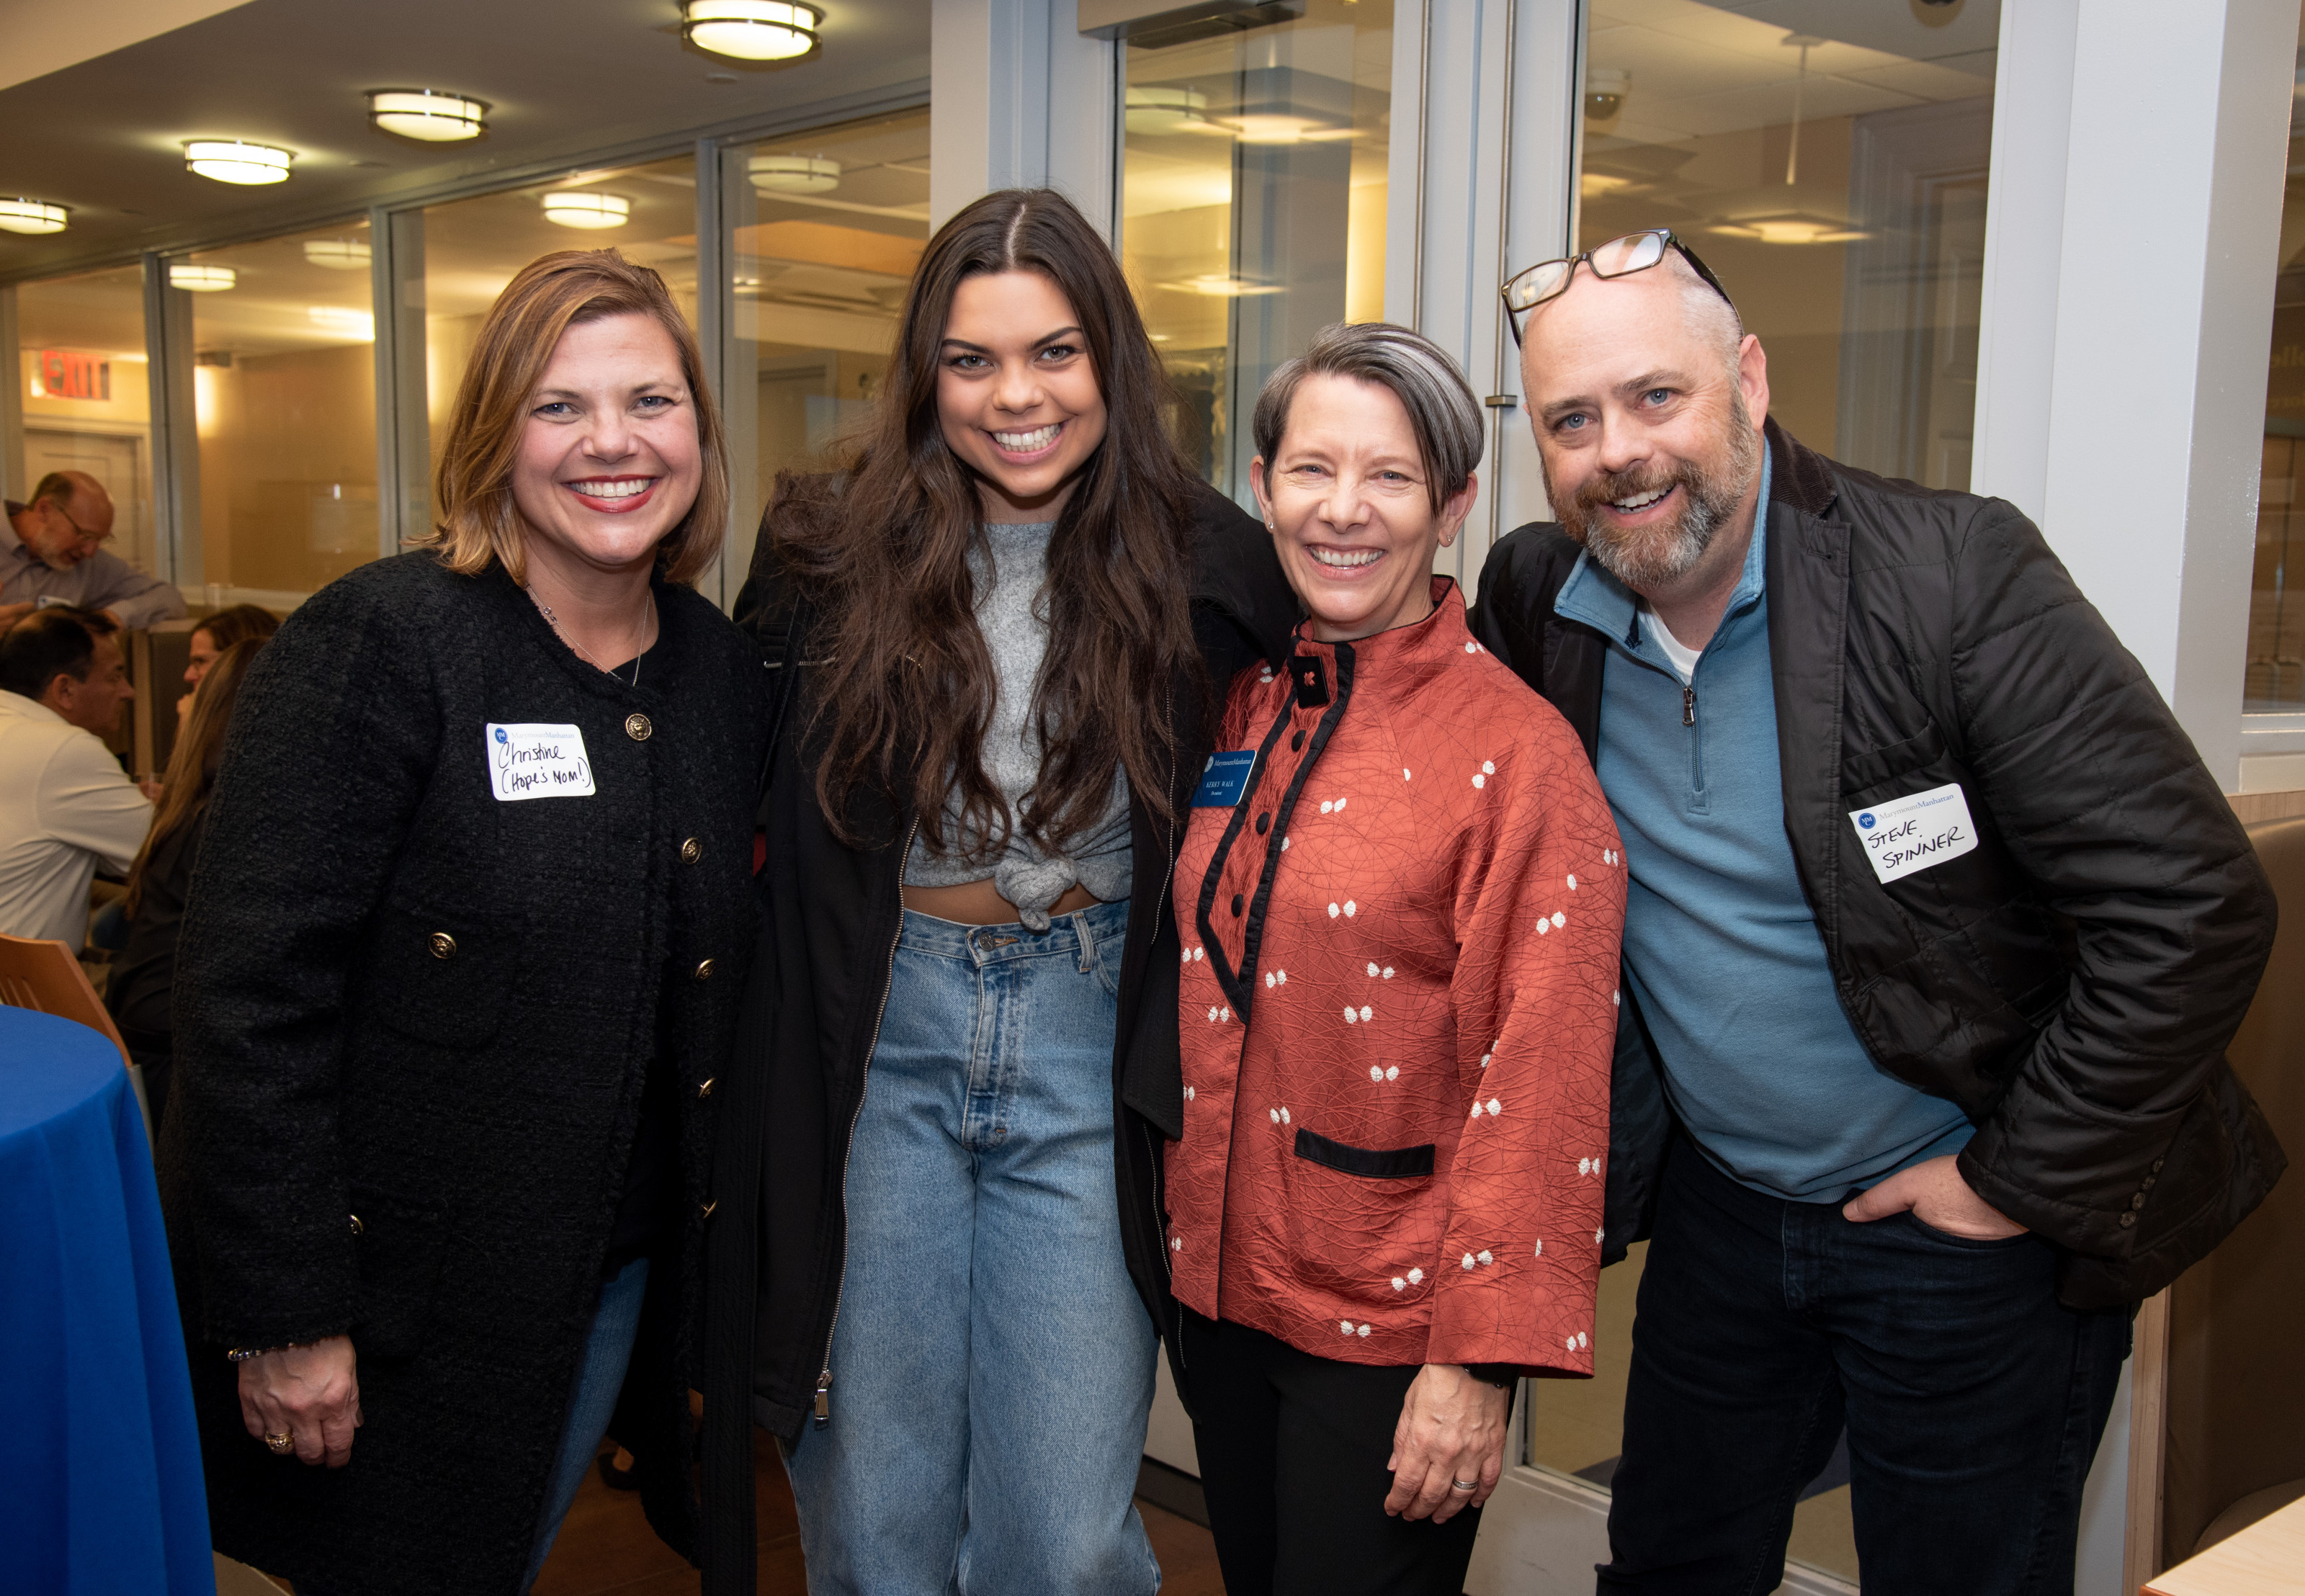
left=1178, top=1309, right=1490, bottom=1596
left=1601, top=1137, right=2129, bottom=1596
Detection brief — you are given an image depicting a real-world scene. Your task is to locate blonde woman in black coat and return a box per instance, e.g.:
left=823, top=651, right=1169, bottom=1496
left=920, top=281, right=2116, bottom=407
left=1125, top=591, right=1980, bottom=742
left=158, top=251, right=769, bottom=1595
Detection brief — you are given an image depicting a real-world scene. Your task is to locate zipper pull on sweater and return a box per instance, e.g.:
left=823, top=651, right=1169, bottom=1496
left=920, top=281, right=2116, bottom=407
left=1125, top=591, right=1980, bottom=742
left=1683, top=686, right=1696, bottom=727
left=813, top=1371, right=832, bottom=1429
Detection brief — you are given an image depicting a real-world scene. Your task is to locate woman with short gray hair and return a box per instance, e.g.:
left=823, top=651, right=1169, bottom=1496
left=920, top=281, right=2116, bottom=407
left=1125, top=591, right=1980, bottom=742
left=1163, top=322, right=1626, bottom=1595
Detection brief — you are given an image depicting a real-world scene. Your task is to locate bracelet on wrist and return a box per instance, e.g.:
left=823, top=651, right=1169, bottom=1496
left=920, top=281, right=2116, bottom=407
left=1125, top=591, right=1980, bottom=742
left=227, top=1341, right=306, bottom=1363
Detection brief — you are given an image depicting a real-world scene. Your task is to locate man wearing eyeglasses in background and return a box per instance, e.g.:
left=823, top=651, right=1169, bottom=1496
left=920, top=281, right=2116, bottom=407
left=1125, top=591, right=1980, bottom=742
left=1469, top=231, right=2282, bottom=1592
left=1, top=470, right=187, bottom=637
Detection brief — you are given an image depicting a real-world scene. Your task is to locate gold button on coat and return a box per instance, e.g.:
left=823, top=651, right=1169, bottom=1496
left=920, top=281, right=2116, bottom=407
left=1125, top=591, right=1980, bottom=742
left=625, top=712, right=653, bottom=742
left=349, top=1214, right=364, bottom=1236
left=680, top=838, right=702, bottom=864
left=694, top=958, right=716, bottom=982
left=697, top=1077, right=715, bottom=1098
left=702, top=1199, right=718, bottom=1219
left=428, top=931, right=457, bottom=959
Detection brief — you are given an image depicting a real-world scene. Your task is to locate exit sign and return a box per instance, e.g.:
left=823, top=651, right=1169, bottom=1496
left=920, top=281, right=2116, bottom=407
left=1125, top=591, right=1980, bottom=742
left=34, top=351, right=109, bottom=402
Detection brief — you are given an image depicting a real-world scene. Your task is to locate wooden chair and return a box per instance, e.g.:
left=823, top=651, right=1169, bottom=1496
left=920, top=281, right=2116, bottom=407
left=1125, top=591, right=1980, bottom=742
left=0, top=931, right=154, bottom=1144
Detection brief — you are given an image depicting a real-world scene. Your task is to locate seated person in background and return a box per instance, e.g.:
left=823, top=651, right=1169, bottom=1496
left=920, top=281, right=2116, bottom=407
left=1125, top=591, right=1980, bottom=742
left=177, top=604, right=279, bottom=727
left=0, top=470, right=188, bottom=635
left=0, top=605, right=151, bottom=943
left=109, top=637, right=263, bottom=1132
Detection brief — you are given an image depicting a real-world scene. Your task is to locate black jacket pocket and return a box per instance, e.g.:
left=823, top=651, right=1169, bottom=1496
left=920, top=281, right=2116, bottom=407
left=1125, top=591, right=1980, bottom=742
left=349, top=1183, right=445, bottom=1361
left=364, top=902, right=519, bottom=1047
left=1294, top=1126, right=1436, bottom=1180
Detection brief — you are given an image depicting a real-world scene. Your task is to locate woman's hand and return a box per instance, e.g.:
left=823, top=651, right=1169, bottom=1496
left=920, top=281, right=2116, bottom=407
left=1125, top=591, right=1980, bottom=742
left=1384, top=1363, right=1512, bottom=1523
left=238, top=1335, right=362, bottom=1467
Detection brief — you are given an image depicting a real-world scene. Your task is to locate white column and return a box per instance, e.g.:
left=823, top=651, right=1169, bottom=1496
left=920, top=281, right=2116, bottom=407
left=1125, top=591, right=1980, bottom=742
left=929, top=0, right=1118, bottom=238
left=1391, top=0, right=1578, bottom=599
left=1977, top=0, right=2299, bottom=790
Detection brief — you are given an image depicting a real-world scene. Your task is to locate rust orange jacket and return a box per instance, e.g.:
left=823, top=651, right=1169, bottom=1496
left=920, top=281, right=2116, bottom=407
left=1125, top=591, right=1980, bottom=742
left=1168, top=582, right=1626, bottom=1374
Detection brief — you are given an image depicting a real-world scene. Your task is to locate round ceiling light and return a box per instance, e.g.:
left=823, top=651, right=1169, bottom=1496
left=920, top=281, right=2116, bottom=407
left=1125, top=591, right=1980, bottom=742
left=1124, top=86, right=1209, bottom=136
left=682, top=1, right=823, bottom=62
left=749, top=154, right=841, bottom=194
left=0, top=198, right=69, bottom=235
left=541, top=190, right=630, bottom=229
left=304, top=238, right=372, bottom=270
left=367, top=89, right=489, bottom=142
left=185, top=140, right=294, bottom=185
left=170, top=264, right=238, bottom=292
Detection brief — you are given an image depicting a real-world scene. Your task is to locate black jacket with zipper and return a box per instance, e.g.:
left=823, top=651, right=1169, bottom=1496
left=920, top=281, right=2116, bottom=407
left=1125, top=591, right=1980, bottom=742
left=697, top=474, right=1297, bottom=1594
left=1469, top=420, right=2282, bottom=1313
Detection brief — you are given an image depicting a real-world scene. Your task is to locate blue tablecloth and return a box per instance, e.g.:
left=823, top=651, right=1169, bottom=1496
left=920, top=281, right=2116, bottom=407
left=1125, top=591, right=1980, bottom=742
left=1, top=1007, right=214, bottom=1595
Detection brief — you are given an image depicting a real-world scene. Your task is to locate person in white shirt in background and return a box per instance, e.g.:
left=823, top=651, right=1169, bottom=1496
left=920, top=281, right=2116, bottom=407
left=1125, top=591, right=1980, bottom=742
left=0, top=605, right=152, bottom=946
left=0, top=470, right=189, bottom=636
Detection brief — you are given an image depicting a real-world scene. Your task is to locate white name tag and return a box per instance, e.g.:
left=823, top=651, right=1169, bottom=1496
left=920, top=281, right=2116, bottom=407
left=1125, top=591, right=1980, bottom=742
left=486, top=722, right=596, bottom=802
left=1849, top=781, right=1977, bottom=884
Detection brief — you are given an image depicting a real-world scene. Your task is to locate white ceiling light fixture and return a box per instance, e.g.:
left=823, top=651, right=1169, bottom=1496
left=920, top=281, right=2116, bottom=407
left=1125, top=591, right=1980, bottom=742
left=367, top=89, right=490, bottom=143
left=682, top=0, right=823, bottom=62
left=0, top=198, right=69, bottom=234
left=749, top=154, right=841, bottom=194
left=1124, top=85, right=1209, bottom=135
left=185, top=140, right=294, bottom=185
left=170, top=264, right=238, bottom=291
left=542, top=190, right=631, bottom=229
left=304, top=238, right=372, bottom=270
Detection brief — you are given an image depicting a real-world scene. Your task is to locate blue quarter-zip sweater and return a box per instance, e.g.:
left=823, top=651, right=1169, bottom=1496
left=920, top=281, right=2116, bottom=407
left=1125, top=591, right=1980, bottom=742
left=1552, top=455, right=1972, bottom=1201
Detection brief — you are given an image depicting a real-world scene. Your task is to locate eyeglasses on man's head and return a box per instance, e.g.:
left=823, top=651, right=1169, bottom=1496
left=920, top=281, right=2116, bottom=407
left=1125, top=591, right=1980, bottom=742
left=1500, top=230, right=1736, bottom=348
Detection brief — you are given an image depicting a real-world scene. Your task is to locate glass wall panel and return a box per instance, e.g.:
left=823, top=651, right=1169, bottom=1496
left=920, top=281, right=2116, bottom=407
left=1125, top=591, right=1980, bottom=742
left=1122, top=0, right=1392, bottom=497
left=722, top=109, right=932, bottom=584
left=177, top=219, right=377, bottom=607
left=1577, top=0, right=1998, bottom=490
left=14, top=264, right=157, bottom=583
left=1538, top=5, right=2002, bottom=1581
left=2244, top=0, right=2305, bottom=714
left=403, top=154, right=703, bottom=543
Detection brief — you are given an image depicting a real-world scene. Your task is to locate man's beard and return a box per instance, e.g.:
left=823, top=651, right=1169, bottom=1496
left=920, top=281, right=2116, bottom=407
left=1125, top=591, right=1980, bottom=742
left=1549, top=401, right=1761, bottom=591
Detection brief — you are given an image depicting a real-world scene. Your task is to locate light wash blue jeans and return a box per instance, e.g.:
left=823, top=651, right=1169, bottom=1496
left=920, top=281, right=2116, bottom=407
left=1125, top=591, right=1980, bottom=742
left=519, top=1255, right=650, bottom=1591
left=780, top=899, right=1160, bottom=1596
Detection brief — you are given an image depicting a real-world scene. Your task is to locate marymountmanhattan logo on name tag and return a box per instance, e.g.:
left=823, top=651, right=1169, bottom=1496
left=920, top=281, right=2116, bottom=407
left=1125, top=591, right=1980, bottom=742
left=485, top=723, right=596, bottom=802
left=1849, top=781, right=1978, bottom=884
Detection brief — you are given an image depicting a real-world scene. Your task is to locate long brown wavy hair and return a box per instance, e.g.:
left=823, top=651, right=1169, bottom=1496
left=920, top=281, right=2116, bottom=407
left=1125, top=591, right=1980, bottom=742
left=775, top=189, right=1204, bottom=852
left=125, top=637, right=262, bottom=920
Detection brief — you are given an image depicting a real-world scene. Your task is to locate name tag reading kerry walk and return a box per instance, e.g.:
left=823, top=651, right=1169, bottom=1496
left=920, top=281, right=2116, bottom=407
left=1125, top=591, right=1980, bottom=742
left=486, top=723, right=596, bottom=802
left=1850, top=781, right=1977, bottom=884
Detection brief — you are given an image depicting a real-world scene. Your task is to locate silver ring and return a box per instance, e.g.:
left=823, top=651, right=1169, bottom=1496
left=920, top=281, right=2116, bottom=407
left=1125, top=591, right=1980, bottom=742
left=1451, top=1477, right=1479, bottom=1492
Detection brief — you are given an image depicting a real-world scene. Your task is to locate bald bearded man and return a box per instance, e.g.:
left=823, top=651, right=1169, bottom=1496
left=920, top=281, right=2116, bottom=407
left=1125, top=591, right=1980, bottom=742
left=1, top=470, right=187, bottom=635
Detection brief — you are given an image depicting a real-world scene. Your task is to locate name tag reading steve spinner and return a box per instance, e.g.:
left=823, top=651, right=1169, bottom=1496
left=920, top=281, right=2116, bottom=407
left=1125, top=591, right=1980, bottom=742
left=1194, top=750, right=1259, bottom=808
left=487, top=723, right=596, bottom=802
left=1849, top=781, right=1977, bottom=884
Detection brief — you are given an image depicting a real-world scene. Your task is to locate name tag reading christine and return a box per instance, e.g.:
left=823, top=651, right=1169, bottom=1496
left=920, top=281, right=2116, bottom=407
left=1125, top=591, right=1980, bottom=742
left=1850, top=781, right=1977, bottom=884
left=1193, top=750, right=1259, bottom=808
left=487, top=723, right=596, bottom=802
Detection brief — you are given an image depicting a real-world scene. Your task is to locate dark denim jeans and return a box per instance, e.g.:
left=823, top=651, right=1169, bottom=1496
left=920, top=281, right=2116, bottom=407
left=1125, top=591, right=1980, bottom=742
left=1600, top=1137, right=2129, bottom=1596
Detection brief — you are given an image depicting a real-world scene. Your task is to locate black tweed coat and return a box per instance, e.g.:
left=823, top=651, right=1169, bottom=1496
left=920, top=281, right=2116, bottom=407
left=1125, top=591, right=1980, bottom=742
left=158, top=552, right=769, bottom=1595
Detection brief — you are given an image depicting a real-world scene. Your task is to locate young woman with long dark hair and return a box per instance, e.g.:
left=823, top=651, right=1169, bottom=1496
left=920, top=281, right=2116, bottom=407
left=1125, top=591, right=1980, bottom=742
left=701, top=189, right=1296, bottom=1596
left=107, top=634, right=264, bottom=1129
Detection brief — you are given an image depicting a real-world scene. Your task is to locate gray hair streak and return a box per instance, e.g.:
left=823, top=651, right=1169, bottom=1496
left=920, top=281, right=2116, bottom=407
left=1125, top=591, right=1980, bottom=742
left=1252, top=322, right=1485, bottom=514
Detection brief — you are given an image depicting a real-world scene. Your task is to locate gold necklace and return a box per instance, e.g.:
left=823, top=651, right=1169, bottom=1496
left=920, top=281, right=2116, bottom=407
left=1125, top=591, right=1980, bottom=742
left=532, top=588, right=653, bottom=687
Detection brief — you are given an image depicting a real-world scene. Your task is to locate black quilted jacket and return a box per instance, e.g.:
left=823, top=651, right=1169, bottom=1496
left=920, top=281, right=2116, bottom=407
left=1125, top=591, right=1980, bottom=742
left=158, top=552, right=769, bottom=1595
left=1469, top=421, right=2282, bottom=1310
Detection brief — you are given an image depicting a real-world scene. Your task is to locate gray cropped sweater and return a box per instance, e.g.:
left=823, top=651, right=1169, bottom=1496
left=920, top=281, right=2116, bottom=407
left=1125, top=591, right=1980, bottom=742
left=903, top=518, right=1132, bottom=928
